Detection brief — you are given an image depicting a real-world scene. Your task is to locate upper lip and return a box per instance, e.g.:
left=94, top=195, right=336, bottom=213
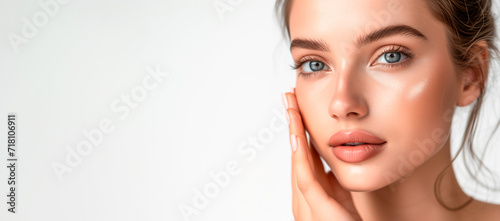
left=329, top=130, right=386, bottom=147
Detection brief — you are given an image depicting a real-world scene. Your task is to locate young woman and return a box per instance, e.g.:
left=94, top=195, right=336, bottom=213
left=277, top=0, right=500, bottom=220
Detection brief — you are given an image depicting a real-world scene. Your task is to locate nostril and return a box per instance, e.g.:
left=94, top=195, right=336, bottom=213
left=328, top=97, right=368, bottom=120
left=331, top=111, right=364, bottom=120
left=346, top=112, right=360, bottom=117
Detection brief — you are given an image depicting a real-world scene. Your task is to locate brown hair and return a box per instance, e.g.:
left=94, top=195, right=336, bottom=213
left=275, top=0, right=499, bottom=210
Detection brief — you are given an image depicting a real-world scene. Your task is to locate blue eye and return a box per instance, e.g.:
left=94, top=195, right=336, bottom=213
left=376, top=52, right=407, bottom=64
left=302, top=61, right=328, bottom=72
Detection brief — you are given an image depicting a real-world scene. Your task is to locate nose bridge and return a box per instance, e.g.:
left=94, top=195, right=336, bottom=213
left=328, top=64, right=368, bottom=120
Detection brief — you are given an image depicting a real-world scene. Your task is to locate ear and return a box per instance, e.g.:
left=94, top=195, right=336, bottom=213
left=457, top=41, right=489, bottom=107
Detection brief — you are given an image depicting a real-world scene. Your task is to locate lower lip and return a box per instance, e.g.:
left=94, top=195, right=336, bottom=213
left=331, top=143, right=386, bottom=163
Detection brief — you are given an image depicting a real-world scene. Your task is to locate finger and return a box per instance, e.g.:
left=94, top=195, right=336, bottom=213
left=284, top=91, right=307, bottom=146
left=284, top=90, right=356, bottom=221
left=285, top=91, right=350, bottom=218
left=286, top=91, right=330, bottom=193
left=292, top=167, right=315, bottom=220
left=284, top=89, right=307, bottom=217
left=292, top=134, right=349, bottom=219
left=290, top=136, right=315, bottom=220
left=291, top=164, right=300, bottom=215
left=283, top=89, right=317, bottom=164
left=285, top=92, right=315, bottom=169
left=284, top=89, right=315, bottom=219
left=285, top=90, right=328, bottom=207
left=326, top=171, right=353, bottom=206
left=309, top=139, right=326, bottom=176
left=326, top=172, right=361, bottom=221
left=291, top=138, right=313, bottom=219
left=309, top=139, right=333, bottom=193
left=292, top=170, right=312, bottom=219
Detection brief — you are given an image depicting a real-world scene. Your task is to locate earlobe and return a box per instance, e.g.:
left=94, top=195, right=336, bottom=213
left=456, top=41, right=489, bottom=107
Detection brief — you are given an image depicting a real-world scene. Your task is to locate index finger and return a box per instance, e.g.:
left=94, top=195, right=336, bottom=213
left=283, top=90, right=330, bottom=202
left=283, top=90, right=315, bottom=171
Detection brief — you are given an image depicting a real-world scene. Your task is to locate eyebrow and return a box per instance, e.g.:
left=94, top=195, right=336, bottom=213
left=290, top=38, right=330, bottom=52
left=290, top=25, right=427, bottom=52
left=355, top=25, right=427, bottom=47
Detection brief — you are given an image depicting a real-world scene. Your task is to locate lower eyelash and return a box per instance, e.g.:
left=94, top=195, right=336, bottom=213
left=291, top=61, right=328, bottom=79
left=370, top=45, right=413, bottom=69
left=380, top=60, right=410, bottom=69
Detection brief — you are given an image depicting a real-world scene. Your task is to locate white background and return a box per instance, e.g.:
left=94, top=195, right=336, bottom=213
left=0, top=0, right=499, bottom=220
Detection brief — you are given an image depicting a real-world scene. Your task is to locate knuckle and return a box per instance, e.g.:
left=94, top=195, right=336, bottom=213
left=289, top=108, right=302, bottom=121
left=297, top=176, right=312, bottom=194
left=295, top=163, right=315, bottom=194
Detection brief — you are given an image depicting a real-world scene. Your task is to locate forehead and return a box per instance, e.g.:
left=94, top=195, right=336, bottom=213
left=288, top=0, right=441, bottom=44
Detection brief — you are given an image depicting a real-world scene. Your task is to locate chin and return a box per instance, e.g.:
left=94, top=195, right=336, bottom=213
left=337, top=179, right=389, bottom=192
left=327, top=158, right=404, bottom=192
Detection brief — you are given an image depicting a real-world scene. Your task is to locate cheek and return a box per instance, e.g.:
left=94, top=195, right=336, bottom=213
left=380, top=60, right=460, bottom=168
left=294, top=51, right=462, bottom=190
left=296, top=83, right=324, bottom=128
left=295, top=81, right=332, bottom=148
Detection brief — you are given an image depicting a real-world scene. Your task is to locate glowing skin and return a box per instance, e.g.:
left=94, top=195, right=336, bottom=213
left=291, top=0, right=456, bottom=192
left=283, top=0, right=500, bottom=220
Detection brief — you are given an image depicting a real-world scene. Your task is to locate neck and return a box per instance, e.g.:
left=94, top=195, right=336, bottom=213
left=351, top=138, right=473, bottom=221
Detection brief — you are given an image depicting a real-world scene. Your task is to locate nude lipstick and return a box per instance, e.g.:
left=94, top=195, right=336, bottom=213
left=329, top=130, right=386, bottom=163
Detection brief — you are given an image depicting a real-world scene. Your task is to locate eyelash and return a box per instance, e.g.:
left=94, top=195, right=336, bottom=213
left=373, top=45, right=414, bottom=68
left=290, top=56, right=328, bottom=78
left=290, top=45, right=414, bottom=78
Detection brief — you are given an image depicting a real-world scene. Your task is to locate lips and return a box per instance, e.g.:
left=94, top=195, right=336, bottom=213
left=329, top=130, right=386, bottom=147
left=329, top=130, right=387, bottom=163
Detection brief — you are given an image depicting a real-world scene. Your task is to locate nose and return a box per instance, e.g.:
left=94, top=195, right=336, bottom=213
left=328, top=68, right=368, bottom=120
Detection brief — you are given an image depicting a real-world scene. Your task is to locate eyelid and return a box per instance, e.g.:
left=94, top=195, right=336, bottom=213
left=292, top=55, right=329, bottom=70
left=291, top=45, right=413, bottom=77
left=370, top=45, right=414, bottom=68
left=291, top=55, right=331, bottom=78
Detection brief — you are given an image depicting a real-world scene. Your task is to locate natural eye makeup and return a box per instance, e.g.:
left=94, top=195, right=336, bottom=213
left=290, top=45, right=414, bottom=78
left=370, top=45, right=414, bottom=69
left=290, top=55, right=331, bottom=78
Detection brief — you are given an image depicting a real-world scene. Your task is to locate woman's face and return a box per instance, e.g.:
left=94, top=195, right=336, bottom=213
left=289, top=0, right=463, bottom=191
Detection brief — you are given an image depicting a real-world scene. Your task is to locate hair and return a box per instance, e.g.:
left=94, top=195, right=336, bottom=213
left=275, top=0, right=500, bottom=211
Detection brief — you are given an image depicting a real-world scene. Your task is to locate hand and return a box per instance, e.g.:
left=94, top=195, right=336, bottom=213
left=282, top=89, right=362, bottom=221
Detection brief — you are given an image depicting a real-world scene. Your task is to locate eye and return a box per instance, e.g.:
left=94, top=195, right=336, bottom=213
left=375, top=52, right=408, bottom=64
left=302, top=61, right=328, bottom=72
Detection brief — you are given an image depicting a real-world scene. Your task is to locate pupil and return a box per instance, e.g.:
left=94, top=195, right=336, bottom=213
left=384, top=52, right=401, bottom=63
left=309, top=61, right=324, bottom=71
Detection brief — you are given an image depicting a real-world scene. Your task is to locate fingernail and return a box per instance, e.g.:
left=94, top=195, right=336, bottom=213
left=290, top=87, right=295, bottom=94
left=281, top=93, right=290, bottom=125
left=290, top=134, right=298, bottom=152
left=281, top=92, right=289, bottom=109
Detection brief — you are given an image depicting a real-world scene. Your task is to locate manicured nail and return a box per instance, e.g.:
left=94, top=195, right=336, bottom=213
left=290, top=134, right=298, bottom=152
left=281, top=92, right=289, bottom=109
left=290, top=87, right=295, bottom=94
